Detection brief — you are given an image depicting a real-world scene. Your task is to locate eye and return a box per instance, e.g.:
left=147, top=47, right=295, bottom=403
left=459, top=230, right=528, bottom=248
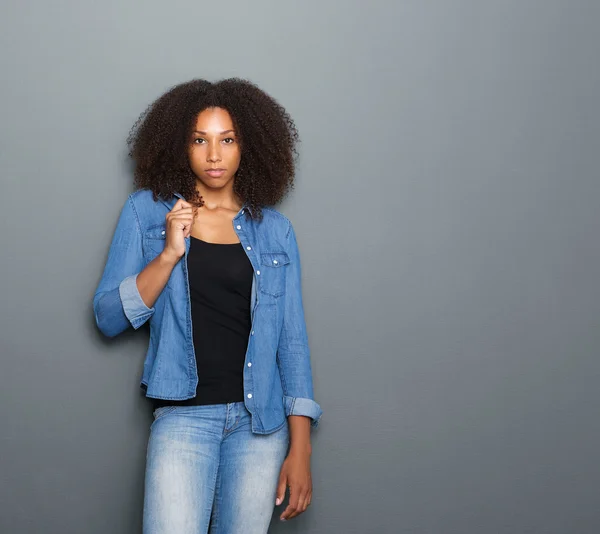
left=193, top=138, right=206, bottom=144
left=223, top=138, right=235, bottom=144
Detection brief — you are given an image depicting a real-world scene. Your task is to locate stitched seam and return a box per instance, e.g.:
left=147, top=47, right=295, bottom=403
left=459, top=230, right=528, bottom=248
left=210, top=454, right=221, bottom=531
left=128, top=194, right=143, bottom=240
left=285, top=219, right=292, bottom=239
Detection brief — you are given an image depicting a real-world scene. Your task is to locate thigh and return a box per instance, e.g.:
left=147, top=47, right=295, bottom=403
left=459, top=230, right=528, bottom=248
left=143, top=406, right=225, bottom=534
left=209, top=406, right=290, bottom=534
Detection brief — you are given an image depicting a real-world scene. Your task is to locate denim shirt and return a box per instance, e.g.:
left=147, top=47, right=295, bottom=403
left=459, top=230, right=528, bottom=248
left=93, top=189, right=322, bottom=434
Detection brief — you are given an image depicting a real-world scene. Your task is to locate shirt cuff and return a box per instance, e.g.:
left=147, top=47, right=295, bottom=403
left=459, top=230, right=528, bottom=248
left=118, top=273, right=155, bottom=329
left=283, top=396, right=323, bottom=429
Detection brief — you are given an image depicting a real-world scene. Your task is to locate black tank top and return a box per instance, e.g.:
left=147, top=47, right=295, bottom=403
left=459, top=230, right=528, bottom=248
left=152, top=235, right=253, bottom=409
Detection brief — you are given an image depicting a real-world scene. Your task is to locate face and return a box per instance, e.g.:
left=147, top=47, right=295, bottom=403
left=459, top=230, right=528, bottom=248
left=188, top=107, right=241, bottom=190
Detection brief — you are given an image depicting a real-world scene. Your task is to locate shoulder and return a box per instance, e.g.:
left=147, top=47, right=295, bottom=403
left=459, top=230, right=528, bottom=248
left=259, top=207, right=293, bottom=237
left=126, top=189, right=170, bottom=230
left=128, top=188, right=160, bottom=207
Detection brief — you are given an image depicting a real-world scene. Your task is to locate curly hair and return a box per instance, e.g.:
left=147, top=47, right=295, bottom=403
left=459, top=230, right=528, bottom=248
left=126, top=78, right=300, bottom=220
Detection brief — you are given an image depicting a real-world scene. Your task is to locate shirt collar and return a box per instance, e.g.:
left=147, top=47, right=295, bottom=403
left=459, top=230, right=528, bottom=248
left=168, top=191, right=253, bottom=217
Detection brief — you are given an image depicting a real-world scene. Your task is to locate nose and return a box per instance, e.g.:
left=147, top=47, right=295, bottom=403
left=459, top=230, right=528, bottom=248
left=207, top=141, right=221, bottom=163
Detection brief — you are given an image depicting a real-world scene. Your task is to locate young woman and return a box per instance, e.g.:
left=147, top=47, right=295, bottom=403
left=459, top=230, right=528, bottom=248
left=93, top=78, right=322, bottom=533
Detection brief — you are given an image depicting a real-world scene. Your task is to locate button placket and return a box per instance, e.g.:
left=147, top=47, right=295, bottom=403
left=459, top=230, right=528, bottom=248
left=234, top=215, right=259, bottom=405
left=234, top=220, right=260, bottom=310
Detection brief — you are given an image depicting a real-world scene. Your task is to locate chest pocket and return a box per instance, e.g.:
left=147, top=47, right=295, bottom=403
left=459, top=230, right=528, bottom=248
left=143, top=224, right=168, bottom=263
left=259, top=252, right=290, bottom=298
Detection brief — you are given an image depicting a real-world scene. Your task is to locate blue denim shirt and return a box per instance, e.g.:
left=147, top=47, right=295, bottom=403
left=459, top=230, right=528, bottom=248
left=93, top=189, right=322, bottom=434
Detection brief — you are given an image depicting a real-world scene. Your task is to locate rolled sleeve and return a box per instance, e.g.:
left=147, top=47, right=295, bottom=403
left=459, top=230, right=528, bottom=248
left=119, top=273, right=155, bottom=329
left=283, top=395, right=323, bottom=429
left=93, top=194, right=154, bottom=338
left=277, top=220, right=323, bottom=430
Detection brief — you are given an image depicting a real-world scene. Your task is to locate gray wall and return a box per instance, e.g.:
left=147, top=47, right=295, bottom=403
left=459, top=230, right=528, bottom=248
left=1, top=1, right=598, bottom=533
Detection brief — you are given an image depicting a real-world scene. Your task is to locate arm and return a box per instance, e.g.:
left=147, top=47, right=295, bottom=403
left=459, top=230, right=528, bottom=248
left=92, top=195, right=176, bottom=337
left=276, top=221, right=323, bottom=430
left=275, top=221, right=321, bottom=521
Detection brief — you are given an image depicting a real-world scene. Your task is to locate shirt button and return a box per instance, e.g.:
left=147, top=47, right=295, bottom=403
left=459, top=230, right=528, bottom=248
left=247, top=362, right=252, bottom=367
left=247, top=246, right=251, bottom=250
left=251, top=330, right=254, bottom=335
left=273, top=260, right=278, bottom=265
left=247, top=393, right=252, bottom=399
left=236, top=225, right=241, bottom=230
left=241, top=210, right=244, bottom=214
left=161, top=231, right=165, bottom=235
left=256, top=270, right=261, bottom=275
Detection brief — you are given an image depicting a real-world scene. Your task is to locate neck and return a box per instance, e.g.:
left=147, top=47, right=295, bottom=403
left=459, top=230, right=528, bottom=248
left=194, top=182, right=242, bottom=211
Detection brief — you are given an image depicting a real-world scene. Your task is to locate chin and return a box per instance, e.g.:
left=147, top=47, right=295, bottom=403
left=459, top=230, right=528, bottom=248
left=200, top=177, right=232, bottom=187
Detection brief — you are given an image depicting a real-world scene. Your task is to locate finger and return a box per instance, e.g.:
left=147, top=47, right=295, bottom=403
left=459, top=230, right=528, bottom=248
left=166, top=213, right=193, bottom=226
left=306, top=477, right=312, bottom=508
left=288, top=489, right=309, bottom=520
left=275, top=474, right=287, bottom=506
left=182, top=219, right=191, bottom=237
left=184, top=215, right=194, bottom=234
left=172, top=199, right=192, bottom=211
left=298, top=490, right=309, bottom=514
left=167, top=208, right=194, bottom=217
left=168, top=220, right=193, bottom=233
left=172, top=222, right=188, bottom=232
left=167, top=216, right=194, bottom=226
left=280, top=486, right=300, bottom=521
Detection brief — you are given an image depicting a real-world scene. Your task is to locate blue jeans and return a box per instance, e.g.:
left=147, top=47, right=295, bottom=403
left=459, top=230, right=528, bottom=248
left=143, top=402, right=290, bottom=534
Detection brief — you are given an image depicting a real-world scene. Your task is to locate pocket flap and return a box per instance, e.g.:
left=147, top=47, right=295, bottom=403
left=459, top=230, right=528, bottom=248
left=260, top=251, right=290, bottom=267
left=145, top=225, right=167, bottom=240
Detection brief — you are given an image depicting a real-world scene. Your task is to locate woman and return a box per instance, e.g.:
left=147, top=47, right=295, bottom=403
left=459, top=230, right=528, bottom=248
left=93, top=78, right=322, bottom=533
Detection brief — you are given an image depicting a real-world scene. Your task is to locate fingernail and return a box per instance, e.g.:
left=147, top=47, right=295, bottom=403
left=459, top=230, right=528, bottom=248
left=275, top=498, right=281, bottom=505
left=280, top=518, right=287, bottom=522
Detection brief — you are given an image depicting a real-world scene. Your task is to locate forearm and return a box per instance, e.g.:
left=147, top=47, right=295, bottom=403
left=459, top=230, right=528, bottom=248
left=287, top=415, right=312, bottom=455
left=278, top=347, right=323, bottom=428
left=136, top=251, right=180, bottom=309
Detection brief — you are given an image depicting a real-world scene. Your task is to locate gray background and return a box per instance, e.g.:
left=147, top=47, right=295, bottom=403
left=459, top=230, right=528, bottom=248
left=1, top=1, right=598, bottom=533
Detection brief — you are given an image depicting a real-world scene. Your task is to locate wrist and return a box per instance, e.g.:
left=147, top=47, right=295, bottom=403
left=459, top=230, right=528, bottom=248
left=289, top=442, right=312, bottom=456
left=159, top=249, right=181, bottom=267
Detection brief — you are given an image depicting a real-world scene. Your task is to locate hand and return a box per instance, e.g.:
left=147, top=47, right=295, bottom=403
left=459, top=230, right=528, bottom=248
left=162, top=199, right=196, bottom=262
left=275, top=449, right=312, bottom=521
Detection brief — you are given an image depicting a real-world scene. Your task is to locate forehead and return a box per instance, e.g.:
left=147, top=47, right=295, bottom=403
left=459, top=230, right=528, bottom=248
left=194, top=107, right=235, bottom=131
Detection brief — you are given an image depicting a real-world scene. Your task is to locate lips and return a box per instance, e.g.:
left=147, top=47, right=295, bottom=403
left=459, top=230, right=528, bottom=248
left=205, top=169, right=226, bottom=177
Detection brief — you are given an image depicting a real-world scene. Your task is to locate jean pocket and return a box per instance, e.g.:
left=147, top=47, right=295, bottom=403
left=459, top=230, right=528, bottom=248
left=143, top=224, right=168, bottom=262
left=152, top=405, right=177, bottom=420
left=259, top=251, right=290, bottom=298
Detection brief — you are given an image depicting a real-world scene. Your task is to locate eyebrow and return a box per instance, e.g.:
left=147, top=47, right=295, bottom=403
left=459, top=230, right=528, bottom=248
left=193, top=130, right=236, bottom=135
